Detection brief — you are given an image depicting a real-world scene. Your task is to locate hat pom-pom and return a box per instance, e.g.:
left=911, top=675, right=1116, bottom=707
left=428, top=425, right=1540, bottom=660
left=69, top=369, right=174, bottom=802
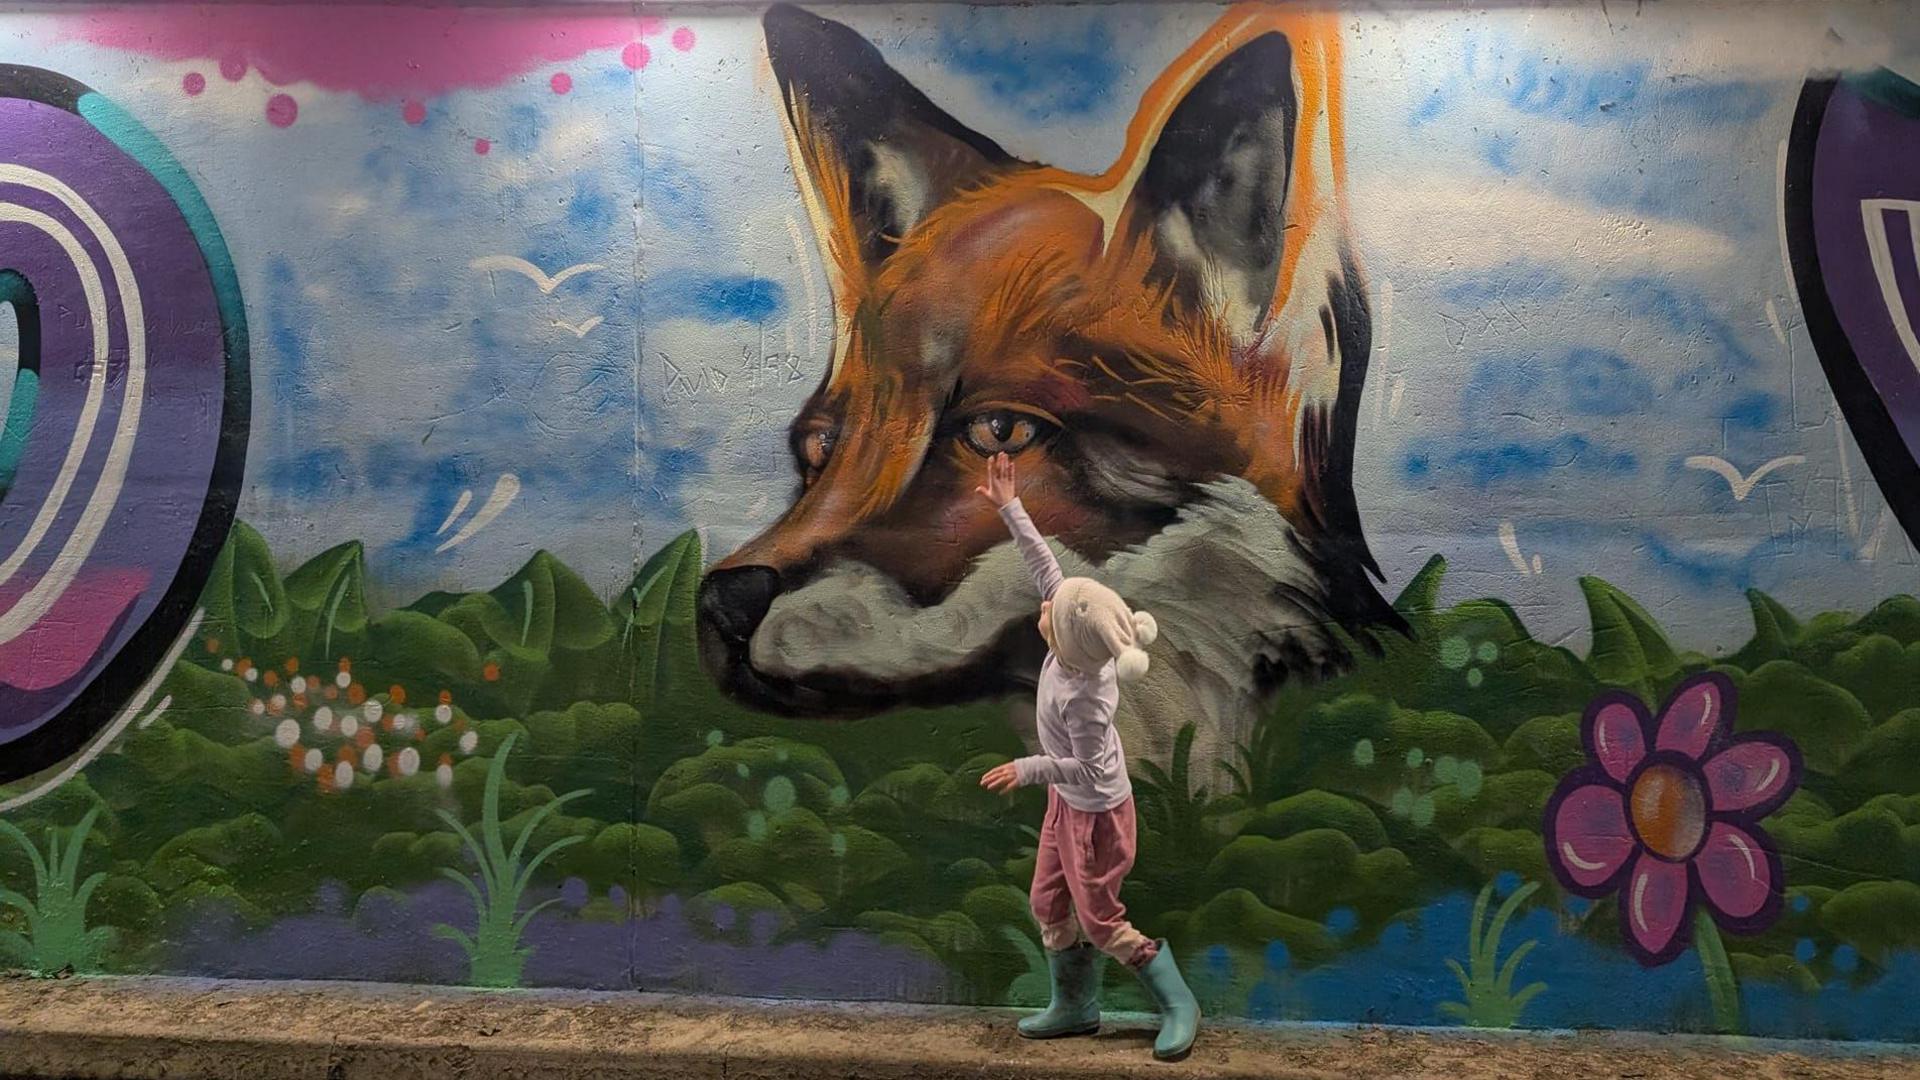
left=1131, top=610, right=1159, bottom=648
left=1115, top=646, right=1151, bottom=684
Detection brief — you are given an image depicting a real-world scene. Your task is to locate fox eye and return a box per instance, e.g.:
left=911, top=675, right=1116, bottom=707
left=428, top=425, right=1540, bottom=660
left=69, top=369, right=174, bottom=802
left=962, top=411, right=1046, bottom=456
left=793, top=428, right=835, bottom=480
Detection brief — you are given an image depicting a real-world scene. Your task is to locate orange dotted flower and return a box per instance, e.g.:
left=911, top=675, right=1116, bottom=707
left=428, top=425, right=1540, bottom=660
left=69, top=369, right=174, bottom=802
left=204, top=636, right=221, bottom=654
left=263, top=670, right=280, bottom=688
left=482, top=662, right=501, bottom=682
left=284, top=657, right=301, bottom=674
left=438, top=689, right=452, bottom=705
left=337, top=746, right=355, bottom=764
left=413, top=727, right=426, bottom=743
left=355, top=728, right=375, bottom=748
left=338, top=657, right=352, bottom=672
left=286, top=746, right=306, bottom=772
left=234, top=658, right=253, bottom=676
left=292, top=694, right=308, bottom=710
left=324, top=686, right=339, bottom=701
left=388, top=685, right=407, bottom=706
left=347, top=683, right=366, bottom=705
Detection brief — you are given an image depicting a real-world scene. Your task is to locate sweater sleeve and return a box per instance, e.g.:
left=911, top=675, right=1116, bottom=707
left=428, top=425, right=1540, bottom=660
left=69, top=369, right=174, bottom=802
left=1012, top=693, right=1111, bottom=789
left=997, top=498, right=1064, bottom=600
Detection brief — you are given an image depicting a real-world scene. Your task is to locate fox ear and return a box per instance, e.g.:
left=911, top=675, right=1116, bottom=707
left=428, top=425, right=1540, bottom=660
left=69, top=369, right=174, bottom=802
left=763, top=4, right=1015, bottom=273
left=1122, top=32, right=1298, bottom=344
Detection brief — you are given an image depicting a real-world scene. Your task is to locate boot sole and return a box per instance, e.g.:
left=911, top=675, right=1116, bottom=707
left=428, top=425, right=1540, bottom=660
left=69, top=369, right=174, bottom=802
left=1153, top=1042, right=1194, bottom=1062
left=1018, top=1022, right=1100, bottom=1040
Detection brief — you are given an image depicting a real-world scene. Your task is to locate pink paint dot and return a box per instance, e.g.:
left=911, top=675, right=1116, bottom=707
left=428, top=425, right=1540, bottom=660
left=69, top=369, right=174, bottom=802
left=265, top=93, right=298, bottom=128
left=474, top=138, right=492, bottom=156
left=638, top=15, right=666, bottom=37
left=402, top=100, right=427, bottom=126
left=550, top=72, right=572, bottom=95
left=219, top=54, right=247, bottom=82
left=622, top=42, right=651, bottom=71
left=182, top=72, right=206, bottom=96
left=671, top=27, right=695, bottom=52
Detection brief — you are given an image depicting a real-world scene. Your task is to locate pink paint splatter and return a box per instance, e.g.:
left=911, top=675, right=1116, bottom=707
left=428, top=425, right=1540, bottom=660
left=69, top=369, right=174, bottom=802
left=265, top=93, right=298, bottom=127
left=219, top=53, right=247, bottom=81
left=474, top=138, right=492, bottom=156
left=638, top=14, right=666, bottom=37
left=550, top=72, right=572, bottom=95
left=182, top=71, right=206, bottom=96
left=622, top=42, right=651, bottom=71
left=402, top=99, right=426, bottom=125
left=672, top=27, right=696, bottom=52
left=59, top=7, right=643, bottom=101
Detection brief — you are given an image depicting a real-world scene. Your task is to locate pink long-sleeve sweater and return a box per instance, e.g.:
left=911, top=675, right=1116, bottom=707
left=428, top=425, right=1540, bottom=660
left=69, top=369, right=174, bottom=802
left=998, top=499, right=1132, bottom=812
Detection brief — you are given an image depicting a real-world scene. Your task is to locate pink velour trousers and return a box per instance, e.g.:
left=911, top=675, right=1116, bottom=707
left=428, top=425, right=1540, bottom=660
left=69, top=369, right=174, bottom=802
left=1029, top=789, right=1157, bottom=967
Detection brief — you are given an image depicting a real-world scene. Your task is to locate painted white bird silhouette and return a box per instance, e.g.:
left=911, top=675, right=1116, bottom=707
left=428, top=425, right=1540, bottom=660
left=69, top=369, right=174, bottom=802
left=554, top=316, right=604, bottom=338
left=470, top=255, right=604, bottom=294
left=1684, top=454, right=1806, bottom=501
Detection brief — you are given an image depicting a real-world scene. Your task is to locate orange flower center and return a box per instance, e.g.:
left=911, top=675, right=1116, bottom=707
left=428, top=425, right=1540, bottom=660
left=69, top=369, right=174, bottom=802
left=1630, top=763, right=1706, bottom=859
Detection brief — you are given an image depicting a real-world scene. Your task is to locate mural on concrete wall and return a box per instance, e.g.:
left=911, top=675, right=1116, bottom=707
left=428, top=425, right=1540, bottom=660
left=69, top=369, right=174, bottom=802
left=2, top=0, right=1919, bottom=1043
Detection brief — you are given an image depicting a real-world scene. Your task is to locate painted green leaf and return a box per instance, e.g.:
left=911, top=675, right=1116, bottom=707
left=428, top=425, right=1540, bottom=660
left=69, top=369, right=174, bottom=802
left=1579, top=576, right=1678, bottom=693
left=477, top=551, right=614, bottom=662
left=614, top=531, right=704, bottom=708
left=367, top=610, right=484, bottom=684
left=282, top=541, right=367, bottom=657
left=1393, top=554, right=1447, bottom=616
left=199, top=522, right=288, bottom=641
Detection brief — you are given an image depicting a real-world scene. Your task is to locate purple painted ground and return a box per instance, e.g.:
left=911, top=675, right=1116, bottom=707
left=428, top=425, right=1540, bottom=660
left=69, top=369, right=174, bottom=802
left=164, top=879, right=953, bottom=1002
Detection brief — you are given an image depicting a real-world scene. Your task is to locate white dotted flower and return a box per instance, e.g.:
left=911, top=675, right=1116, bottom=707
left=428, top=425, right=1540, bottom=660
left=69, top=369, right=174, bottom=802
left=435, top=762, right=454, bottom=789
left=312, top=706, right=334, bottom=734
left=396, top=747, right=420, bottom=777
left=290, top=676, right=307, bottom=695
left=364, top=699, right=384, bottom=724
left=458, top=731, right=479, bottom=755
left=434, top=704, right=453, bottom=726
left=269, top=694, right=287, bottom=712
left=340, top=715, right=359, bottom=738
left=302, top=748, right=323, bottom=773
left=335, top=671, right=352, bottom=689
left=362, top=744, right=384, bottom=773
left=244, top=667, right=259, bottom=683
left=248, top=699, right=266, bottom=716
left=393, top=713, right=414, bottom=734
left=334, top=761, right=355, bottom=790
left=220, top=658, right=235, bottom=672
left=274, top=719, right=301, bottom=749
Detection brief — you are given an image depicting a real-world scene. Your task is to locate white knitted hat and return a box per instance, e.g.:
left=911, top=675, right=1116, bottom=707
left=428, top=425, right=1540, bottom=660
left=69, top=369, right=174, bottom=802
left=1050, top=577, right=1159, bottom=683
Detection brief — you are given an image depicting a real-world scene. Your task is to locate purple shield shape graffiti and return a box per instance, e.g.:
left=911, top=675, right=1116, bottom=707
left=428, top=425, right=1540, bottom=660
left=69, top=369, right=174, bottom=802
left=0, top=66, right=249, bottom=783
left=1784, top=69, right=1920, bottom=550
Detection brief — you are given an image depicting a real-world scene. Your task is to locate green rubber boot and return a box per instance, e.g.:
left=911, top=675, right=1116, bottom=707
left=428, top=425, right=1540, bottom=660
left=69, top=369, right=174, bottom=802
left=1018, top=943, right=1103, bottom=1039
left=1134, top=941, right=1199, bottom=1061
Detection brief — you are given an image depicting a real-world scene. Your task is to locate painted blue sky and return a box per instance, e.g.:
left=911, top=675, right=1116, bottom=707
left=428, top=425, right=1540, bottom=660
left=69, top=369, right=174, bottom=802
left=9, top=2, right=1918, bottom=650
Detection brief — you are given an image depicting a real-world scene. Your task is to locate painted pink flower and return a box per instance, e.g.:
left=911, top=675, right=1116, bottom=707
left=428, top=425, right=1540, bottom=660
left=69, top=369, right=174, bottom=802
left=1543, top=673, right=1800, bottom=966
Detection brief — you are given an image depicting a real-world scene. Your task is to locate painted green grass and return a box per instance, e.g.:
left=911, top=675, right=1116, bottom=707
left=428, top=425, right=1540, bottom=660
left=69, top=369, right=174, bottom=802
left=1440, top=878, right=1546, bottom=1028
left=0, top=806, right=110, bottom=975
left=432, top=733, right=591, bottom=987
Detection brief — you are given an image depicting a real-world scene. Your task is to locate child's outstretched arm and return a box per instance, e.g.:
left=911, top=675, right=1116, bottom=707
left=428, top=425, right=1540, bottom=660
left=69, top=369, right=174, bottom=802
left=975, top=452, right=1063, bottom=600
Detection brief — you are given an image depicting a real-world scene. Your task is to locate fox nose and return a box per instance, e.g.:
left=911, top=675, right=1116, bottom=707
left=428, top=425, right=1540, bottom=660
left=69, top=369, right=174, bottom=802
left=698, top=565, right=782, bottom=647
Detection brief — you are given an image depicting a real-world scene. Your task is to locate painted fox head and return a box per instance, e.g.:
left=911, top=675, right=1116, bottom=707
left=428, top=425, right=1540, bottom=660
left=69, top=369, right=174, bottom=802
left=699, top=3, right=1402, bottom=746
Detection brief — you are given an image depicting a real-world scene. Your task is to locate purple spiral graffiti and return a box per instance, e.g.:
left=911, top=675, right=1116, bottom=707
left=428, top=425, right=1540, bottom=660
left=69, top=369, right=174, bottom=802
left=0, top=67, right=246, bottom=781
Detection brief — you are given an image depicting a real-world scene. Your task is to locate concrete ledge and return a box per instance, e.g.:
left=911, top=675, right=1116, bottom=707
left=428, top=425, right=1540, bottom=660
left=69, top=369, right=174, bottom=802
left=1, top=976, right=1917, bottom=1080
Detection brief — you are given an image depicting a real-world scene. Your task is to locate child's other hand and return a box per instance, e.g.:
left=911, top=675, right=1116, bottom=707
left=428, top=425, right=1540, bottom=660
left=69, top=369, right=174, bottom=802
left=974, top=452, right=1017, bottom=508
left=980, top=762, right=1020, bottom=794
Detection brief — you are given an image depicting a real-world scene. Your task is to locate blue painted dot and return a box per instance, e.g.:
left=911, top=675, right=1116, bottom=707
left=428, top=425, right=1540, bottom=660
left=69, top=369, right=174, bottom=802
left=1833, top=945, right=1859, bottom=974
left=1566, top=896, right=1593, bottom=917
left=1794, top=938, right=1817, bottom=963
left=1791, top=894, right=1811, bottom=913
left=1264, top=940, right=1291, bottom=973
left=1205, top=944, right=1233, bottom=979
left=1326, top=908, right=1358, bottom=936
left=1495, top=871, right=1521, bottom=897
left=1381, top=921, right=1413, bottom=949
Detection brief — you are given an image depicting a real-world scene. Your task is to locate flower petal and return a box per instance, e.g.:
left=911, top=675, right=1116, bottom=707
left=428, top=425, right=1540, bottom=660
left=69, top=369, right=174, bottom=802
left=1548, top=781, right=1636, bottom=890
left=1584, top=696, right=1649, bottom=784
left=1703, top=736, right=1799, bottom=816
left=1624, top=852, right=1691, bottom=962
left=1696, top=822, right=1781, bottom=925
left=1655, top=673, right=1734, bottom=760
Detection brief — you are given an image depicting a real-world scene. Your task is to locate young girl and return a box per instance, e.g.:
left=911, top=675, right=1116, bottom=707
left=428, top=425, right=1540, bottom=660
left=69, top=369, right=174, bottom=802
left=975, top=452, right=1199, bottom=1061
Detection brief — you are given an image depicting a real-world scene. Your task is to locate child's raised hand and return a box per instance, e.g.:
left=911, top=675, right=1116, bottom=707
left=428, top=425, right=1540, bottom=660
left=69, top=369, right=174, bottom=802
left=979, top=762, right=1020, bottom=794
left=974, top=452, right=1018, bottom=508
